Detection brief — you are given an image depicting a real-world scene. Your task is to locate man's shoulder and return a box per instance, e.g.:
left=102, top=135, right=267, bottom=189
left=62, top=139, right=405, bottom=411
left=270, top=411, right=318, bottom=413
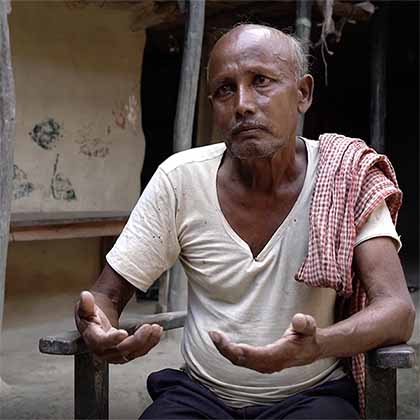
left=159, top=143, right=226, bottom=175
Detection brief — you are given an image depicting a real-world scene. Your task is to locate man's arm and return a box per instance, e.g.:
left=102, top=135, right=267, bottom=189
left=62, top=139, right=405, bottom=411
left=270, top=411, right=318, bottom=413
left=75, top=263, right=163, bottom=364
left=209, top=236, right=416, bottom=373
left=317, top=236, right=415, bottom=357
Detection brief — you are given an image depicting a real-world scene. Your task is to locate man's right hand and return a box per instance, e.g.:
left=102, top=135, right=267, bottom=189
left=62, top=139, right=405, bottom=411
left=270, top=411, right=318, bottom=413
left=75, top=290, right=163, bottom=364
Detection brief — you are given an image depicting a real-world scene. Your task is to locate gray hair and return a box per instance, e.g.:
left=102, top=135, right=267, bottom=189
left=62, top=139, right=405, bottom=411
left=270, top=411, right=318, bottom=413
left=285, top=33, right=309, bottom=80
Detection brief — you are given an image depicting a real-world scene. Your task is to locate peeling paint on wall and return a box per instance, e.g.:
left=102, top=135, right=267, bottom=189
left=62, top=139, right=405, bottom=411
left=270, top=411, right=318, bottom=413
left=29, top=118, right=63, bottom=150
left=12, top=164, right=34, bottom=200
left=112, top=91, right=140, bottom=133
left=125, top=94, right=139, bottom=130
left=50, top=154, right=76, bottom=201
left=112, top=109, right=126, bottom=129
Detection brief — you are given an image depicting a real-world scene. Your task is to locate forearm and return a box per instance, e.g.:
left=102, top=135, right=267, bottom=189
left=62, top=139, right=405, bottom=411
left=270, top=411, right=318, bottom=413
left=90, top=263, right=136, bottom=327
left=317, top=297, right=415, bottom=359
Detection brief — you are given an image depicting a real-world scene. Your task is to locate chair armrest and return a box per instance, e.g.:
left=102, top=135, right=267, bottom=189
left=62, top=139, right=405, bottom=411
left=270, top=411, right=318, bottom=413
left=39, top=310, right=187, bottom=356
left=366, top=343, right=417, bottom=369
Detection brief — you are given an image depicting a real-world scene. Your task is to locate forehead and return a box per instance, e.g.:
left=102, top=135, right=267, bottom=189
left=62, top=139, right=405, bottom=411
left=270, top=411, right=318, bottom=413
left=208, top=27, right=295, bottom=81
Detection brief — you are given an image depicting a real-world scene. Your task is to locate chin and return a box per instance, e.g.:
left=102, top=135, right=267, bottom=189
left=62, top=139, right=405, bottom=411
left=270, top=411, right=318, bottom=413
left=227, top=139, right=283, bottom=160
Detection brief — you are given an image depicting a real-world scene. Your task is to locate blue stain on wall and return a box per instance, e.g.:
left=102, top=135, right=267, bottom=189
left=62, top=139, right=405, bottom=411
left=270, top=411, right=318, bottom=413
left=50, top=154, right=76, bottom=201
left=12, top=164, right=34, bottom=200
left=29, top=118, right=63, bottom=150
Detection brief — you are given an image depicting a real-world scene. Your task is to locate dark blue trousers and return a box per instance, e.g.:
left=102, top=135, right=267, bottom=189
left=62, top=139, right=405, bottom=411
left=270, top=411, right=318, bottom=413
left=140, top=368, right=360, bottom=420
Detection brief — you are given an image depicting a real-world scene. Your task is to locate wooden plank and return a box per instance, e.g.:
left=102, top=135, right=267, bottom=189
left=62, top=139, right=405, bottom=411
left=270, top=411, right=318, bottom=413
left=367, top=344, right=417, bottom=369
left=39, top=311, right=187, bottom=355
left=9, top=220, right=126, bottom=242
left=74, top=353, right=109, bottom=420
left=10, top=211, right=130, bottom=227
left=9, top=212, right=129, bottom=241
left=0, top=0, right=16, bottom=334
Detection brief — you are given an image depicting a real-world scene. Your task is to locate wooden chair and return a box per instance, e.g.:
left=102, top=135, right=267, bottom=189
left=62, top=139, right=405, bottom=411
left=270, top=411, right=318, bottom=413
left=39, top=311, right=417, bottom=420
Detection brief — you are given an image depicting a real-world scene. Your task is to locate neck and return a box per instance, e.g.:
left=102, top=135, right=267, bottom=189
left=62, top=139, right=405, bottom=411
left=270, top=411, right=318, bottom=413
left=224, top=137, right=305, bottom=194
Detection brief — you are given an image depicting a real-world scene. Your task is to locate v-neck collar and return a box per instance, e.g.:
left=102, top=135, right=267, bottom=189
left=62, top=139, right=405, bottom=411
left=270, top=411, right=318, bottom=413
left=212, top=138, right=310, bottom=261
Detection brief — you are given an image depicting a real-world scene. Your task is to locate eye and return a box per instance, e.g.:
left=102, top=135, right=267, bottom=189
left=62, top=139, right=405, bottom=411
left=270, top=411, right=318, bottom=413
left=254, top=75, right=271, bottom=87
left=214, top=84, right=235, bottom=99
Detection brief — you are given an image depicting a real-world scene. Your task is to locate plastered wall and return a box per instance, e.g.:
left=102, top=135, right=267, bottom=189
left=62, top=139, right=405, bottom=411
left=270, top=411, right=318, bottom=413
left=6, top=1, right=147, bottom=297
left=5, top=238, right=101, bottom=298
left=9, top=1, right=146, bottom=212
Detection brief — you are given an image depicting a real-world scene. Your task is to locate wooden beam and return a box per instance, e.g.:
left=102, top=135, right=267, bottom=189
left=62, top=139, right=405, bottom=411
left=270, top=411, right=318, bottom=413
left=10, top=211, right=130, bottom=227
left=369, top=3, right=388, bottom=153
left=166, top=0, right=205, bottom=314
left=367, top=344, right=417, bottom=369
left=130, top=1, right=181, bottom=31
left=9, top=221, right=126, bottom=242
left=9, top=212, right=129, bottom=241
left=173, top=0, right=205, bottom=152
left=0, top=0, right=16, bottom=335
left=63, top=1, right=374, bottom=32
left=39, top=311, right=187, bottom=355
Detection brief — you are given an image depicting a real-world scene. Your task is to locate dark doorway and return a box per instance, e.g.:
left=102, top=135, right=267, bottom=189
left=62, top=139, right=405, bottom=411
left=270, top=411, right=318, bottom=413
left=138, top=28, right=183, bottom=300
left=304, top=1, right=419, bottom=290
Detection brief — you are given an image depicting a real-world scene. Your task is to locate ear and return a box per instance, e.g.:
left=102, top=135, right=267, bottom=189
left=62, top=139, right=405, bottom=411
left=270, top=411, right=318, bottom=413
left=297, top=74, right=314, bottom=114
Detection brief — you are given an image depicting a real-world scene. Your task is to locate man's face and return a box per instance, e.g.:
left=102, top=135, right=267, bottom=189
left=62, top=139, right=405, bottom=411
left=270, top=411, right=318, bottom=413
left=208, top=26, right=310, bottom=159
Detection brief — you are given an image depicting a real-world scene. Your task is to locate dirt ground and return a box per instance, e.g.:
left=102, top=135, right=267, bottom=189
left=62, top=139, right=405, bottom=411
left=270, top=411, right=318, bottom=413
left=1, top=288, right=419, bottom=419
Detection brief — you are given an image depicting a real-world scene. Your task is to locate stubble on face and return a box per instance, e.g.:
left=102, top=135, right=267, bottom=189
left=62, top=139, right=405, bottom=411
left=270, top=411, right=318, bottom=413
left=208, top=25, right=300, bottom=161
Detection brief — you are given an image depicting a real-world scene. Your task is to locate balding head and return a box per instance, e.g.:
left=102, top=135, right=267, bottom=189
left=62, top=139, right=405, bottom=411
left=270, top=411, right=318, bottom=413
left=206, top=23, right=314, bottom=160
left=208, top=24, right=308, bottom=82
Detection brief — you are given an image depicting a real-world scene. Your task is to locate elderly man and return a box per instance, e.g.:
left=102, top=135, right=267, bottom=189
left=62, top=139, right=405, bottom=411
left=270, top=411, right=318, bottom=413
left=75, top=24, right=415, bottom=419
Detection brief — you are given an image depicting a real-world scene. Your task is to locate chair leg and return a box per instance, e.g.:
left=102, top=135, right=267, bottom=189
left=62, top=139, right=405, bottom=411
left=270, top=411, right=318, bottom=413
left=75, top=353, right=109, bottom=419
left=365, top=365, right=396, bottom=419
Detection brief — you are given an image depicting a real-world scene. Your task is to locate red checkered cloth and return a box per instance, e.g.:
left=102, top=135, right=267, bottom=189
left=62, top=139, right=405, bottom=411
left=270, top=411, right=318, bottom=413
left=295, top=133, right=402, bottom=418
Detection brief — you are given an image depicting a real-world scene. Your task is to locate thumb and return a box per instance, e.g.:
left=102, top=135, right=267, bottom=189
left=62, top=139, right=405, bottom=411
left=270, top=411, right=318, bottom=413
left=292, top=313, right=317, bottom=336
left=78, top=290, right=96, bottom=319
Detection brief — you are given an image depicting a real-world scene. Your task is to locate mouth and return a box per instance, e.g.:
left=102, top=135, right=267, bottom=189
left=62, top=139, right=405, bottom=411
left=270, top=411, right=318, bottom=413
left=231, top=124, right=268, bottom=136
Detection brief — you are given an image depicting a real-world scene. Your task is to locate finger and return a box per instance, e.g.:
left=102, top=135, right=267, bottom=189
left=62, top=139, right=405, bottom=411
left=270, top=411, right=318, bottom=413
left=116, top=324, right=162, bottom=358
left=208, top=331, right=246, bottom=366
left=96, top=348, right=127, bottom=364
left=123, top=324, right=162, bottom=359
left=291, top=313, right=316, bottom=336
left=78, top=291, right=96, bottom=319
left=84, top=325, right=128, bottom=351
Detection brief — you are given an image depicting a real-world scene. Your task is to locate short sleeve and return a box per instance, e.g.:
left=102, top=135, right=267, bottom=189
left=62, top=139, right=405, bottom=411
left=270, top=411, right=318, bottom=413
left=106, top=168, right=181, bottom=291
left=355, top=200, right=402, bottom=251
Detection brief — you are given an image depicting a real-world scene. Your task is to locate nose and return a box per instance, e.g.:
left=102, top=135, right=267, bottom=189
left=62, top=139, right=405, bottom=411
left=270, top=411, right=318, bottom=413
left=235, top=85, right=256, bottom=118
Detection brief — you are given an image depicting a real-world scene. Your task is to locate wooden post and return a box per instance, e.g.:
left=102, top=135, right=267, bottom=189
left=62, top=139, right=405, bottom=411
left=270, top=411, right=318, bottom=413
left=74, top=353, right=109, bottom=420
left=173, top=0, right=205, bottom=153
left=295, top=0, right=312, bottom=137
left=365, top=365, right=396, bottom=419
left=0, top=0, right=16, bottom=337
left=164, top=0, right=205, bottom=313
left=369, top=4, right=388, bottom=153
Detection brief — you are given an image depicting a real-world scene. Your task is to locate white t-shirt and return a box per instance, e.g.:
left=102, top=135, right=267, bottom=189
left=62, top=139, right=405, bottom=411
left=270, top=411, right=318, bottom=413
left=107, top=139, right=400, bottom=407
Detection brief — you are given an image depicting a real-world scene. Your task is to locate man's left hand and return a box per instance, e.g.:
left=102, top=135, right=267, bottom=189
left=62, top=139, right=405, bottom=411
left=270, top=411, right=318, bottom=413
left=208, top=313, right=322, bottom=374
